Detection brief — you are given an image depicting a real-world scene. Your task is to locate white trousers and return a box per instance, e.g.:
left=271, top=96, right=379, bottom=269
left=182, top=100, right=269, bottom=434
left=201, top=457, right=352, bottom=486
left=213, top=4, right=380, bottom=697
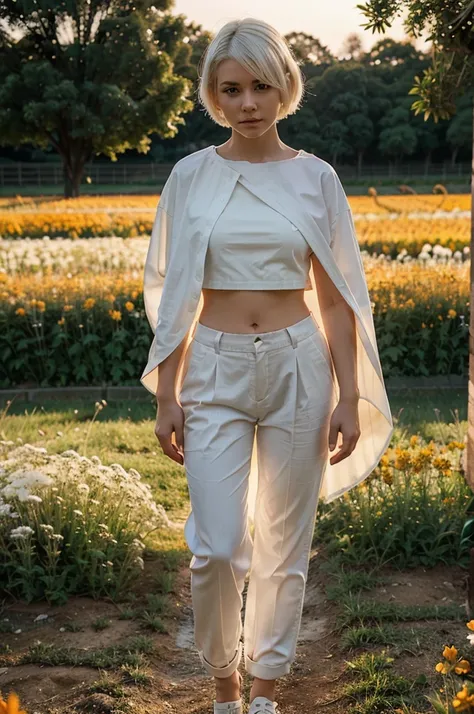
left=179, top=312, right=335, bottom=680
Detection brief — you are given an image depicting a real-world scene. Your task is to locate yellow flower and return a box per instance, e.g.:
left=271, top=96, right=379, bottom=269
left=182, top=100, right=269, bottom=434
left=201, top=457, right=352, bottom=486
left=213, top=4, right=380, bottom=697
left=433, top=456, right=452, bottom=472
left=394, top=448, right=411, bottom=470
left=15, top=307, right=25, bottom=316
left=36, top=300, right=46, bottom=312
left=0, top=692, right=27, bottom=714
left=467, top=620, right=474, bottom=631
left=57, top=317, right=65, bottom=326
left=124, top=301, right=134, bottom=312
left=63, top=304, right=74, bottom=312
left=455, top=659, right=471, bottom=675
left=448, top=308, right=457, bottom=318
left=435, top=661, right=450, bottom=674
left=453, top=684, right=474, bottom=710
left=83, top=298, right=96, bottom=310
left=409, top=435, right=419, bottom=447
left=108, top=309, right=122, bottom=322
left=443, top=645, right=458, bottom=662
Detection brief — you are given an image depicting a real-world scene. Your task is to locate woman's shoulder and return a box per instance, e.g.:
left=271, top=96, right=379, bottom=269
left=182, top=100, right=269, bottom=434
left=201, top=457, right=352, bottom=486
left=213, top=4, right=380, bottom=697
left=299, top=150, right=339, bottom=177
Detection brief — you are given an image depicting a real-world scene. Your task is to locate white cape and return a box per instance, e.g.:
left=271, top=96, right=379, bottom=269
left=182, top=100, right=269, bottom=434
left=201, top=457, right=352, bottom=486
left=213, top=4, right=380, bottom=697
left=140, top=146, right=394, bottom=528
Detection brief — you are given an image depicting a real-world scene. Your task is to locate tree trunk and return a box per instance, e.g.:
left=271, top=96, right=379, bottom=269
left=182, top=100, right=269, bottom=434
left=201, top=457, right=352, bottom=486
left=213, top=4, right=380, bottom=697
left=357, top=149, right=364, bottom=177
left=451, top=146, right=459, bottom=167
left=62, top=145, right=88, bottom=199
left=424, top=150, right=432, bottom=176
left=467, top=96, right=474, bottom=494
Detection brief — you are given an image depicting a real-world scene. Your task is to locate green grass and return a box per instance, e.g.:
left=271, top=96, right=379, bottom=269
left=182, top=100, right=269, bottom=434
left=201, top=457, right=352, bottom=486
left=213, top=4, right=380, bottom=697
left=0, top=177, right=469, bottom=198
left=341, top=651, right=431, bottom=714
left=0, top=636, right=155, bottom=669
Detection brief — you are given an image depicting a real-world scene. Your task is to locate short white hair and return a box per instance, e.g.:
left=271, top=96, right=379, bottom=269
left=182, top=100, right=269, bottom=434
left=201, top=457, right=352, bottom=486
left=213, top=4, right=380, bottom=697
left=198, top=17, right=305, bottom=128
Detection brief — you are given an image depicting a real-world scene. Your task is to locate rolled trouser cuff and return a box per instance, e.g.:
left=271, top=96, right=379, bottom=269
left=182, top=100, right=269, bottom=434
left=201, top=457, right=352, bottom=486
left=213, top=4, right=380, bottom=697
left=244, top=653, right=290, bottom=680
left=199, top=640, right=242, bottom=678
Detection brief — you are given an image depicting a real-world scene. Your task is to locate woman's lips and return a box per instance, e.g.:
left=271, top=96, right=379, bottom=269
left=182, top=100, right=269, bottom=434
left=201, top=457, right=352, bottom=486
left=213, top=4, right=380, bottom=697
left=240, top=119, right=262, bottom=124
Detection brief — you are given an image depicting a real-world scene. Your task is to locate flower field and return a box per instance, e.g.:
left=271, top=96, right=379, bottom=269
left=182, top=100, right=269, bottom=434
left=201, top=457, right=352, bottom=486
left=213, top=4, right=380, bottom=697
left=0, top=193, right=470, bottom=259
left=0, top=191, right=470, bottom=387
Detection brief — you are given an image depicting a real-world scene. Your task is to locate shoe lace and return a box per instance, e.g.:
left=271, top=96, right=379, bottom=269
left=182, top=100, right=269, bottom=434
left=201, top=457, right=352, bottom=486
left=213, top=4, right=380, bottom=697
left=249, top=701, right=278, bottom=713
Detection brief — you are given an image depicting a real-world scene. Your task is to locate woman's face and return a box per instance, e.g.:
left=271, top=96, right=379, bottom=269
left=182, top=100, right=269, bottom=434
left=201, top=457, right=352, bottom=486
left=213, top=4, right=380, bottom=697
left=214, top=58, right=282, bottom=135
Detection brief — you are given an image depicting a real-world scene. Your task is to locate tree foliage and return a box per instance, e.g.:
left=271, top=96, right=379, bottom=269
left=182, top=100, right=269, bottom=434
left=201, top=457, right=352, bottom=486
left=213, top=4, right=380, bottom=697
left=357, top=0, right=474, bottom=121
left=0, top=0, right=194, bottom=196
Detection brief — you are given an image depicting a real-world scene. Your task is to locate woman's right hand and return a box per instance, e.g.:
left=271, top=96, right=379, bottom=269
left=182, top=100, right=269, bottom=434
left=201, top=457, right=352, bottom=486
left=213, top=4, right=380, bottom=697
left=154, top=397, right=185, bottom=465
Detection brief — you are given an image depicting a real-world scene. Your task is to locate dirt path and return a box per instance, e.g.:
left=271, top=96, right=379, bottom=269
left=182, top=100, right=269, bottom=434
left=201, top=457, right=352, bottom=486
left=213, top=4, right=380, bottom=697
left=0, top=541, right=467, bottom=714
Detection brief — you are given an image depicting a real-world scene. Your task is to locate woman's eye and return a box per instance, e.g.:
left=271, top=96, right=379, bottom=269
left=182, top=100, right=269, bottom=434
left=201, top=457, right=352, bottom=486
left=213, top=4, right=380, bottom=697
left=224, top=84, right=269, bottom=94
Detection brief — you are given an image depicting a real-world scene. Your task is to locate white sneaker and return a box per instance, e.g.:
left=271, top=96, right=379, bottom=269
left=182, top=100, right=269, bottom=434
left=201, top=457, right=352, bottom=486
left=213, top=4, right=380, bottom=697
left=247, top=696, right=280, bottom=714
left=213, top=700, right=243, bottom=714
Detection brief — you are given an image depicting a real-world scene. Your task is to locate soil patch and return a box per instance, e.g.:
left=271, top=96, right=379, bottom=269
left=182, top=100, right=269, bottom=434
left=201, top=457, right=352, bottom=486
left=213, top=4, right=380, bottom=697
left=0, top=544, right=467, bottom=713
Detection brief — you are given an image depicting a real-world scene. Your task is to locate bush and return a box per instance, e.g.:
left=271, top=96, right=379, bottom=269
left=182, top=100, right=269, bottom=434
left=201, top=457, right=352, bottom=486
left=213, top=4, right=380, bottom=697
left=0, top=442, right=178, bottom=603
left=315, top=434, right=470, bottom=568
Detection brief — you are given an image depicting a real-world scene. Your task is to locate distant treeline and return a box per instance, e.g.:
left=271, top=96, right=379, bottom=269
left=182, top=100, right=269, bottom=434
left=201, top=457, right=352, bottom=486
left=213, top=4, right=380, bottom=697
left=157, top=33, right=473, bottom=171
left=1, top=29, right=471, bottom=171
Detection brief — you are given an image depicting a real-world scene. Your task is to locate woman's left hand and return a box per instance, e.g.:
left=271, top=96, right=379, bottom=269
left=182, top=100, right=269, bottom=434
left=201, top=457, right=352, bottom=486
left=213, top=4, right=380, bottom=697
left=328, top=396, right=361, bottom=465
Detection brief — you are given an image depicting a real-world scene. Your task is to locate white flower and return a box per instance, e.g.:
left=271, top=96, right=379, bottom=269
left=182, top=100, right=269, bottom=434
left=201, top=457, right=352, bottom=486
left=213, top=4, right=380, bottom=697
left=27, top=495, right=42, bottom=503
left=0, top=501, right=13, bottom=516
left=135, top=556, right=145, bottom=570
left=10, top=525, right=34, bottom=539
left=73, top=510, right=83, bottom=516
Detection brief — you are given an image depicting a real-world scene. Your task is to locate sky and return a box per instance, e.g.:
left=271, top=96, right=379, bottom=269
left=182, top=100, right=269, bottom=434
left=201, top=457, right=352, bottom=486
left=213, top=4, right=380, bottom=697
left=173, top=0, right=425, bottom=55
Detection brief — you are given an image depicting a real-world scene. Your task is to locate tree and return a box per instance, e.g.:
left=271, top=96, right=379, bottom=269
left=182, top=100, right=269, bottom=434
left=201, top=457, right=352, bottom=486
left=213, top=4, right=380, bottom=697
left=0, top=0, right=194, bottom=198
left=340, top=32, right=364, bottom=61
left=285, top=32, right=335, bottom=66
left=379, top=105, right=418, bottom=164
left=357, top=0, right=474, bottom=488
left=446, top=98, right=473, bottom=165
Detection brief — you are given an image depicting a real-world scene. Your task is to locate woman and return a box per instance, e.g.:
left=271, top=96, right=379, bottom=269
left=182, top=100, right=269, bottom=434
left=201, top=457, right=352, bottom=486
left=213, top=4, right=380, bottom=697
left=141, top=16, right=394, bottom=714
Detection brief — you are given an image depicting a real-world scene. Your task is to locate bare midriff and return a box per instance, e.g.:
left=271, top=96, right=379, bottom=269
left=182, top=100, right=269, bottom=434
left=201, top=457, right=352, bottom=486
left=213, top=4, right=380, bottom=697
left=199, top=288, right=311, bottom=334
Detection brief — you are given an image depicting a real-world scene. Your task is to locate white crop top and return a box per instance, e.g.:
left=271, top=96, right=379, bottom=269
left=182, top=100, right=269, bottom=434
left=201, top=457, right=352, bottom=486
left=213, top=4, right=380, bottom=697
left=202, top=178, right=313, bottom=290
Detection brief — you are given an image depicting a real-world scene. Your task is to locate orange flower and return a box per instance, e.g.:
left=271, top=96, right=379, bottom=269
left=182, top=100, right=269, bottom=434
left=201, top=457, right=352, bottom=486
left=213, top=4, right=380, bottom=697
left=0, top=692, right=27, bottom=714
left=108, top=309, right=122, bottom=322
left=455, top=659, right=471, bottom=675
left=443, top=645, right=458, bottom=662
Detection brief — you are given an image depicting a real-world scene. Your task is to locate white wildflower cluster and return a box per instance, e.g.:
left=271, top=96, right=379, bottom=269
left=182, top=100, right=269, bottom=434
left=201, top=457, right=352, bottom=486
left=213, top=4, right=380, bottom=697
left=362, top=242, right=470, bottom=267
left=0, top=236, right=149, bottom=277
left=0, top=442, right=178, bottom=542
left=10, top=525, right=34, bottom=540
left=2, top=468, right=53, bottom=502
